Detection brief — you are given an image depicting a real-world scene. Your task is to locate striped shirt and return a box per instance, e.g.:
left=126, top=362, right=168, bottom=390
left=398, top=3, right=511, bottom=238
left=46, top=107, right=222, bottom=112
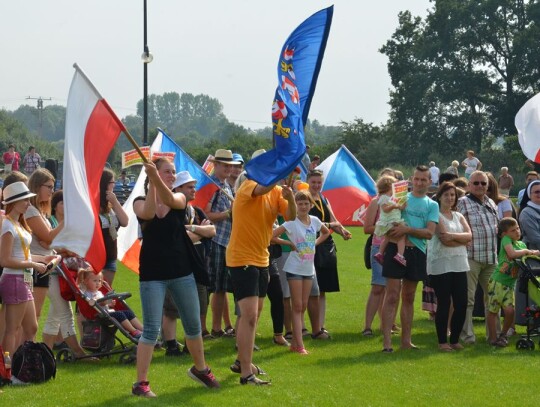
left=457, top=194, right=498, bottom=264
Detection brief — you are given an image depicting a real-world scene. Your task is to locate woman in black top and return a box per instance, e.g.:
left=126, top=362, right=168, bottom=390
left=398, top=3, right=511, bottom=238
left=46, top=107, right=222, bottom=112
left=131, top=159, right=219, bottom=397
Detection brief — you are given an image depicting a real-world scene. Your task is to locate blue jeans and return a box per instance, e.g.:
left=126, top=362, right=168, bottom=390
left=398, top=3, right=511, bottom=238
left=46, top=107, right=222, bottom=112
left=139, top=274, right=201, bottom=344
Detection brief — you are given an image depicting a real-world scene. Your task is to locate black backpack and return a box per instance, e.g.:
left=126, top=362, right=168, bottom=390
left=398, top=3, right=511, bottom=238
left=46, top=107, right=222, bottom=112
left=12, top=341, right=56, bottom=383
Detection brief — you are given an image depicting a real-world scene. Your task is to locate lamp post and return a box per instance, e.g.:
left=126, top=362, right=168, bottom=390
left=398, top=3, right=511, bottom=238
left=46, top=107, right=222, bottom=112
left=142, top=0, right=153, bottom=145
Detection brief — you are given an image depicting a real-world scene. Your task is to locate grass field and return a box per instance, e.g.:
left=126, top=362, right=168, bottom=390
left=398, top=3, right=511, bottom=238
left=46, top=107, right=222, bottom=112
left=2, top=227, right=540, bottom=406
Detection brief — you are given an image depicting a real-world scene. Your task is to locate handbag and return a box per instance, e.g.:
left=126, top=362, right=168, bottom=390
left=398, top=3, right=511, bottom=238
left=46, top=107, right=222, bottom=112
left=315, top=239, right=337, bottom=269
left=364, top=234, right=373, bottom=270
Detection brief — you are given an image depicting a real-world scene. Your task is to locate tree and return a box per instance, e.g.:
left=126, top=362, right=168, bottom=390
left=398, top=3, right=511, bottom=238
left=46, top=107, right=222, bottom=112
left=381, top=0, right=540, bottom=160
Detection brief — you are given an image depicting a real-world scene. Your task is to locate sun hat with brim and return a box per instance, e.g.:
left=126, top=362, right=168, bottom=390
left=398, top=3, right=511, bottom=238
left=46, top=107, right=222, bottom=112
left=172, top=171, right=197, bottom=190
left=210, top=149, right=241, bottom=165
left=251, top=149, right=266, bottom=160
left=2, top=181, right=36, bottom=205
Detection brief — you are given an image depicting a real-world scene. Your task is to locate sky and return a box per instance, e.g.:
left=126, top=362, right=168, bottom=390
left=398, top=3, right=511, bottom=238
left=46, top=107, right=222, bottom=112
left=1, top=1, right=432, bottom=130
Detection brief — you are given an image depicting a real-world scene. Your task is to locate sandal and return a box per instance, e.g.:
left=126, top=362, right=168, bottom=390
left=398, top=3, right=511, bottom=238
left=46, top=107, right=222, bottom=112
left=202, top=330, right=215, bottom=340
left=311, top=330, right=330, bottom=340
left=438, top=344, right=454, bottom=352
left=229, top=359, right=267, bottom=375
left=211, top=329, right=225, bottom=338
left=284, top=331, right=293, bottom=340
left=361, top=328, right=374, bottom=337
left=382, top=348, right=394, bottom=353
left=290, top=346, right=309, bottom=355
left=273, top=335, right=290, bottom=346
left=223, top=326, right=236, bottom=337
left=301, top=328, right=310, bottom=337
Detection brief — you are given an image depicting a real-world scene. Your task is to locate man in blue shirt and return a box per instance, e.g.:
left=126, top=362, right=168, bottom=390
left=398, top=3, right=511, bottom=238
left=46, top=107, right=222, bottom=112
left=380, top=165, right=439, bottom=352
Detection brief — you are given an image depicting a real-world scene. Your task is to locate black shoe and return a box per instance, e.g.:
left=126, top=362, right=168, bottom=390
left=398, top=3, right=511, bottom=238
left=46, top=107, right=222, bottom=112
left=165, top=346, right=185, bottom=357
left=53, top=341, right=69, bottom=351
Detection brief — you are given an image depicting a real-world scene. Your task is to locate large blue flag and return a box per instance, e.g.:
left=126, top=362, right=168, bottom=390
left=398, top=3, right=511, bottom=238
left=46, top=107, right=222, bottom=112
left=246, top=6, right=333, bottom=186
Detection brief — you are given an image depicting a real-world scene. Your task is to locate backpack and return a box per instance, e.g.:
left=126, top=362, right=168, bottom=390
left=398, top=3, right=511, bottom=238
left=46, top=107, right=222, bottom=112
left=12, top=341, right=56, bottom=383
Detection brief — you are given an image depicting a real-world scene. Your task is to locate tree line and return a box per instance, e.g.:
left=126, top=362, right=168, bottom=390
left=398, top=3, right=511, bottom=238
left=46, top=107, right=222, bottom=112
left=2, top=1, right=539, bottom=188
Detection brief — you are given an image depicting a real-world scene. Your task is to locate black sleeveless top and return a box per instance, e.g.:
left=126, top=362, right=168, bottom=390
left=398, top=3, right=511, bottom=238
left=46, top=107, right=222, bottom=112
left=134, top=196, right=203, bottom=282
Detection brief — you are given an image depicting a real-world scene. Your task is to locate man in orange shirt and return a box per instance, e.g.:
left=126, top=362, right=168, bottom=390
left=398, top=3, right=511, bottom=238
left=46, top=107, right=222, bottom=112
left=226, top=150, right=296, bottom=385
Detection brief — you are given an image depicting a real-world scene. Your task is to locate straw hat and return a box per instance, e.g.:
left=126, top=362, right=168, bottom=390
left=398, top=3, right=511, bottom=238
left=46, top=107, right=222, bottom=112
left=251, top=149, right=266, bottom=160
left=2, top=181, right=36, bottom=205
left=210, top=149, right=241, bottom=164
left=172, top=171, right=197, bottom=190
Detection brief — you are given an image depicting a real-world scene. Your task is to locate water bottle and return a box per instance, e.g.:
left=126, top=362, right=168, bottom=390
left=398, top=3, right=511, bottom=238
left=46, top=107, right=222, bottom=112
left=3, top=351, right=11, bottom=380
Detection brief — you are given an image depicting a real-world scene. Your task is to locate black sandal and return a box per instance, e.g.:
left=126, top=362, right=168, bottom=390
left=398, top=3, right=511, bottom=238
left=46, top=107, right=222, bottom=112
left=229, top=359, right=267, bottom=375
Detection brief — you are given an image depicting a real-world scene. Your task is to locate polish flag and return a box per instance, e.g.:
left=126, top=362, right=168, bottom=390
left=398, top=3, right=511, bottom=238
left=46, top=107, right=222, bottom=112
left=52, top=64, right=125, bottom=271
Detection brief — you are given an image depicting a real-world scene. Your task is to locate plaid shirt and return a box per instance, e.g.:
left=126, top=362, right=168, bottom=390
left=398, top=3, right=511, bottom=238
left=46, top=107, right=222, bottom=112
left=210, top=175, right=234, bottom=247
left=457, top=194, right=498, bottom=264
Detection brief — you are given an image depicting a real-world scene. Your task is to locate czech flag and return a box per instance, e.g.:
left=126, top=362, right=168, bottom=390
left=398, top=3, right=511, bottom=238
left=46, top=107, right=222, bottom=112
left=246, top=6, right=333, bottom=186
left=317, top=145, right=376, bottom=226
left=516, top=93, right=540, bottom=163
left=52, top=64, right=125, bottom=271
left=117, top=129, right=219, bottom=273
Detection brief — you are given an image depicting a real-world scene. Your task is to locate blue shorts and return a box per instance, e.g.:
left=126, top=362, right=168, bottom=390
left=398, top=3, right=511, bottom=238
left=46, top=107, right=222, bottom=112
left=370, top=245, right=386, bottom=286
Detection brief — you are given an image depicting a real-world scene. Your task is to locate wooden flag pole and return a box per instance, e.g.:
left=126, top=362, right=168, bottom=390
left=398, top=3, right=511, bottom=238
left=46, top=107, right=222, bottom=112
left=122, top=128, right=149, bottom=163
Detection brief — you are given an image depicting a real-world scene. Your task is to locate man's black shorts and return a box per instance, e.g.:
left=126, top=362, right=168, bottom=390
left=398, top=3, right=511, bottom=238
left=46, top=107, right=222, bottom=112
left=382, top=243, right=427, bottom=282
left=229, top=265, right=269, bottom=301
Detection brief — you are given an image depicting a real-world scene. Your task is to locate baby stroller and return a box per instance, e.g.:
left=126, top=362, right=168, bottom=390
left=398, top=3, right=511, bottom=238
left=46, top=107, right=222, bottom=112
left=55, top=257, right=138, bottom=363
left=515, top=256, right=540, bottom=351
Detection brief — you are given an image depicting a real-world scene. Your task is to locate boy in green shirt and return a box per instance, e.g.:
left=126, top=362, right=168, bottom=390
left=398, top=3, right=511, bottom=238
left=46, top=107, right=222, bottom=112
left=487, top=218, right=539, bottom=347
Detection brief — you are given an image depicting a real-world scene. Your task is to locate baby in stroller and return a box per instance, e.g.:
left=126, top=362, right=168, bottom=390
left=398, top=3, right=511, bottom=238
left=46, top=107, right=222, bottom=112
left=77, top=268, right=144, bottom=339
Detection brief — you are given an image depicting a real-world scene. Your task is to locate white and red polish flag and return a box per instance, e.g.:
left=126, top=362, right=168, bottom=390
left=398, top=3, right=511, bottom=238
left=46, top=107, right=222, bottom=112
left=52, top=63, right=125, bottom=271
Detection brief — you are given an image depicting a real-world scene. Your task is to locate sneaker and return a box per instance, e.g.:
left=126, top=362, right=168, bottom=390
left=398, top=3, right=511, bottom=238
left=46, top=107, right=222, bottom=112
left=131, top=330, right=142, bottom=339
left=374, top=252, right=384, bottom=265
left=132, top=381, right=157, bottom=398
left=393, top=253, right=407, bottom=267
left=53, top=341, right=69, bottom=351
left=165, top=345, right=185, bottom=357
left=187, top=366, right=220, bottom=388
left=240, top=374, right=271, bottom=386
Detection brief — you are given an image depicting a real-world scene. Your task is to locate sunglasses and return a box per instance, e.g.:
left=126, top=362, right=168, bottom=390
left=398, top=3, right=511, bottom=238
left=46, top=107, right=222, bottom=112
left=471, top=181, right=487, bottom=186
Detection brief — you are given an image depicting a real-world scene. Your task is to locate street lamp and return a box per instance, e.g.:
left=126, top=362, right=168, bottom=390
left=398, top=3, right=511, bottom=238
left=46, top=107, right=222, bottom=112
left=142, top=0, right=152, bottom=145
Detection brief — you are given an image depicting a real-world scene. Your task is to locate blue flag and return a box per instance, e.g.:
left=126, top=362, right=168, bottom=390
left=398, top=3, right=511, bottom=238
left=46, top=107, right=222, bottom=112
left=156, top=128, right=220, bottom=209
left=245, top=6, right=333, bottom=186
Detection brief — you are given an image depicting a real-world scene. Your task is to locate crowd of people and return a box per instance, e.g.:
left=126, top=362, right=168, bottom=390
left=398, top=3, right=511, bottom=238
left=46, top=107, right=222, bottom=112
left=0, top=145, right=536, bottom=397
left=364, top=154, right=538, bottom=355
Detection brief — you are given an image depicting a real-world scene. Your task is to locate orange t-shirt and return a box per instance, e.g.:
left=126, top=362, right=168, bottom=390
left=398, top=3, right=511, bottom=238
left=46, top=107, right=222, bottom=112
left=226, top=180, right=289, bottom=268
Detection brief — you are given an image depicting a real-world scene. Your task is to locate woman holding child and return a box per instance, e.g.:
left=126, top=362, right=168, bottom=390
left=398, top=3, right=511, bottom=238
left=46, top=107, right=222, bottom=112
left=427, top=182, right=472, bottom=351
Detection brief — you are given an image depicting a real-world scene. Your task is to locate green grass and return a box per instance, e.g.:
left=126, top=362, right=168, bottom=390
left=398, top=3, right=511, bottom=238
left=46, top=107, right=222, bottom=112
left=3, top=227, right=540, bottom=406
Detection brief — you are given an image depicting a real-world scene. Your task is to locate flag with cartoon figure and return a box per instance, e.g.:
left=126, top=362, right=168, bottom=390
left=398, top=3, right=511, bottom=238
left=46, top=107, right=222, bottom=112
left=245, top=6, right=333, bottom=186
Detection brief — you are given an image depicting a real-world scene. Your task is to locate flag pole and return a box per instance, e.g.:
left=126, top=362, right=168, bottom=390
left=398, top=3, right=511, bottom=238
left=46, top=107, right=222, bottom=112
left=123, top=128, right=149, bottom=163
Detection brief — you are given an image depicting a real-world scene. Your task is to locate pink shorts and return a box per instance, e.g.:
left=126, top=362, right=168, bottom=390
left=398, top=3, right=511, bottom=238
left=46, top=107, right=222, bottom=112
left=0, top=274, right=34, bottom=304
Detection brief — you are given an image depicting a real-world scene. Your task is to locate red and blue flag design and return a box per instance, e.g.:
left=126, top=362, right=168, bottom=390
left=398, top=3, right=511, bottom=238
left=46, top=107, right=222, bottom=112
left=317, top=145, right=377, bottom=226
left=246, top=6, right=333, bottom=186
left=157, top=128, right=219, bottom=209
